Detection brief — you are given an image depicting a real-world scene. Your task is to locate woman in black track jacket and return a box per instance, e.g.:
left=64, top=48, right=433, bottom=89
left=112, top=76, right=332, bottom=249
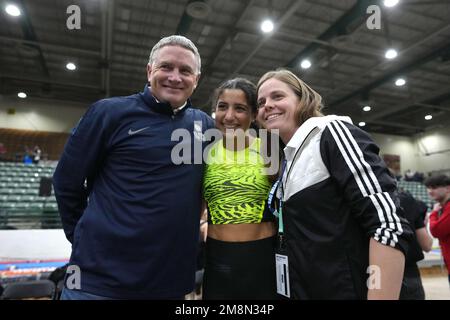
left=256, top=69, right=412, bottom=300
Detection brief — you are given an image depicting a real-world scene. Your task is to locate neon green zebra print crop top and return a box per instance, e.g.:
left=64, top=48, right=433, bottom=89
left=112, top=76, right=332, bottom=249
left=203, top=137, right=274, bottom=224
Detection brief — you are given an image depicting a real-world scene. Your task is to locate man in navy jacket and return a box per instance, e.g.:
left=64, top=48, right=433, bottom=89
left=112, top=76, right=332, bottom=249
left=54, top=35, right=214, bottom=299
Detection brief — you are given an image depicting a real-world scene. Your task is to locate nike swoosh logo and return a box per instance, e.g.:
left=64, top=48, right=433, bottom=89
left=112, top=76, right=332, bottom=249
left=128, top=127, right=149, bottom=135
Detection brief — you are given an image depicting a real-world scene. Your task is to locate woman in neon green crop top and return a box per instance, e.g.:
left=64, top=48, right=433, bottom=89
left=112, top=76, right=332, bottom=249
left=202, top=78, right=277, bottom=299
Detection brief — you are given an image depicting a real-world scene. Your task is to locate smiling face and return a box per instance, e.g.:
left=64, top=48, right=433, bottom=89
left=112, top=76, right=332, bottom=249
left=147, top=45, right=199, bottom=108
left=215, top=89, right=254, bottom=138
left=257, top=78, right=301, bottom=144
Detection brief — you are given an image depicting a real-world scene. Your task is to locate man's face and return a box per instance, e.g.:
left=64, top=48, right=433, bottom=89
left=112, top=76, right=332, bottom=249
left=427, top=185, right=450, bottom=203
left=147, top=45, right=199, bottom=108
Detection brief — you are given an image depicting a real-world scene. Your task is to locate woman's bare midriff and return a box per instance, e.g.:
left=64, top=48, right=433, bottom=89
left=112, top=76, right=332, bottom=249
left=207, top=221, right=276, bottom=242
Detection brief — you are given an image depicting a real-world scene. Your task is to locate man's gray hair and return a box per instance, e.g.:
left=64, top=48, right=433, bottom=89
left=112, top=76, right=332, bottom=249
left=148, top=35, right=201, bottom=74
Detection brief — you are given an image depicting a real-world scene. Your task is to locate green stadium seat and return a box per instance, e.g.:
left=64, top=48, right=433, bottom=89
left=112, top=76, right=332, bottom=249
left=13, top=189, right=27, bottom=195
left=35, top=196, right=49, bottom=202
left=0, top=195, right=7, bottom=201
left=6, top=195, right=21, bottom=202
left=35, top=196, right=46, bottom=202
left=5, top=182, right=19, bottom=188
left=14, top=202, right=30, bottom=209
left=0, top=202, right=16, bottom=209
left=29, top=202, right=44, bottom=210
left=44, top=202, right=58, bottom=212
left=2, top=162, right=15, bottom=167
left=0, top=182, right=7, bottom=188
left=18, top=183, right=32, bottom=188
left=17, top=172, right=30, bottom=178
left=20, top=195, right=36, bottom=202
left=0, top=188, right=14, bottom=195
left=397, top=180, right=434, bottom=210
left=24, top=189, right=39, bottom=195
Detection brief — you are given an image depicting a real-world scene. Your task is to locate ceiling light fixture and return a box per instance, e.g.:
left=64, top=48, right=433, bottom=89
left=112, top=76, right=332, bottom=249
left=385, top=49, right=398, bottom=60
left=261, top=19, right=274, bottom=33
left=363, top=106, right=371, bottom=112
left=5, top=4, right=21, bottom=16
left=66, top=62, right=76, bottom=71
left=186, top=1, right=211, bottom=19
left=424, top=115, right=432, bottom=120
left=383, top=0, right=399, bottom=8
left=395, top=78, right=406, bottom=86
left=17, top=92, right=27, bottom=98
left=300, top=59, right=311, bottom=69
left=358, top=122, right=366, bottom=127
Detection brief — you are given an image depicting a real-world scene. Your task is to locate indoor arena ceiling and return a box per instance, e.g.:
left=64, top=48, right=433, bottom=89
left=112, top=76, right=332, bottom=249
left=1, top=0, right=449, bottom=135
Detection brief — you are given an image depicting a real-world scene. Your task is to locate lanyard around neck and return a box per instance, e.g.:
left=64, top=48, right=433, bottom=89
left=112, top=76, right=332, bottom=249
left=267, top=127, right=318, bottom=235
left=267, top=127, right=317, bottom=235
left=268, top=158, right=287, bottom=234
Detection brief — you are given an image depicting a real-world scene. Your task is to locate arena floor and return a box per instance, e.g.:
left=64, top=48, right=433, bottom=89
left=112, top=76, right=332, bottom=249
left=421, top=267, right=450, bottom=300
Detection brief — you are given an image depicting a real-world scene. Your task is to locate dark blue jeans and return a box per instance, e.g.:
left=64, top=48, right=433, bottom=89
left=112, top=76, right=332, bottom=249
left=60, top=287, right=185, bottom=300
left=60, top=287, right=115, bottom=300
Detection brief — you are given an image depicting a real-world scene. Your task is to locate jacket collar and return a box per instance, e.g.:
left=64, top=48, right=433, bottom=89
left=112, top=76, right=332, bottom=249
left=284, top=115, right=352, bottom=161
left=139, top=84, right=191, bottom=116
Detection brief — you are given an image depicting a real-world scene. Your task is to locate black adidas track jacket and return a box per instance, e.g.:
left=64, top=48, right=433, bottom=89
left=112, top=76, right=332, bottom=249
left=277, top=115, right=412, bottom=299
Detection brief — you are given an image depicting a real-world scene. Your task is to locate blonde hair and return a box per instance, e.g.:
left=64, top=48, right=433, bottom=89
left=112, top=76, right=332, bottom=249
left=257, top=69, right=323, bottom=126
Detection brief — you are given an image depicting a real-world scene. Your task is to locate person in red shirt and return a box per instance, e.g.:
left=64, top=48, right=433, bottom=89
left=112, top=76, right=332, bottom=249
left=425, top=174, right=450, bottom=285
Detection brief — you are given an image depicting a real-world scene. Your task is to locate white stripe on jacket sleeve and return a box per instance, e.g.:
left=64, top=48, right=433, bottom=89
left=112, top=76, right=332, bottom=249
left=326, top=120, right=403, bottom=247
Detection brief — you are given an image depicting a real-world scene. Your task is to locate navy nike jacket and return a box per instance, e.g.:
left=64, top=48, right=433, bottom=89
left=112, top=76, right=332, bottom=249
left=53, top=85, right=214, bottom=299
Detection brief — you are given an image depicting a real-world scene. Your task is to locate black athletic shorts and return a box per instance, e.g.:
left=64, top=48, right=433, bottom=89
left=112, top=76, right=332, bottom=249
left=202, top=236, right=277, bottom=300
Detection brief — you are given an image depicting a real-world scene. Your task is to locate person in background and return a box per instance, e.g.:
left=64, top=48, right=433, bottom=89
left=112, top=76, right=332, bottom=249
left=202, top=78, right=277, bottom=299
left=256, top=69, right=412, bottom=299
left=398, top=190, right=433, bottom=299
left=54, top=35, right=214, bottom=300
left=425, top=174, right=450, bottom=286
left=33, top=145, right=42, bottom=164
left=22, top=146, right=33, bottom=165
left=0, top=143, right=7, bottom=161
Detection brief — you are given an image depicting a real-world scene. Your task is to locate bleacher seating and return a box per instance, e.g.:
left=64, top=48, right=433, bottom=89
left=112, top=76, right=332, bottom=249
left=0, top=279, right=56, bottom=300
left=0, top=162, right=60, bottom=230
left=397, top=180, right=434, bottom=210
left=0, top=161, right=437, bottom=229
